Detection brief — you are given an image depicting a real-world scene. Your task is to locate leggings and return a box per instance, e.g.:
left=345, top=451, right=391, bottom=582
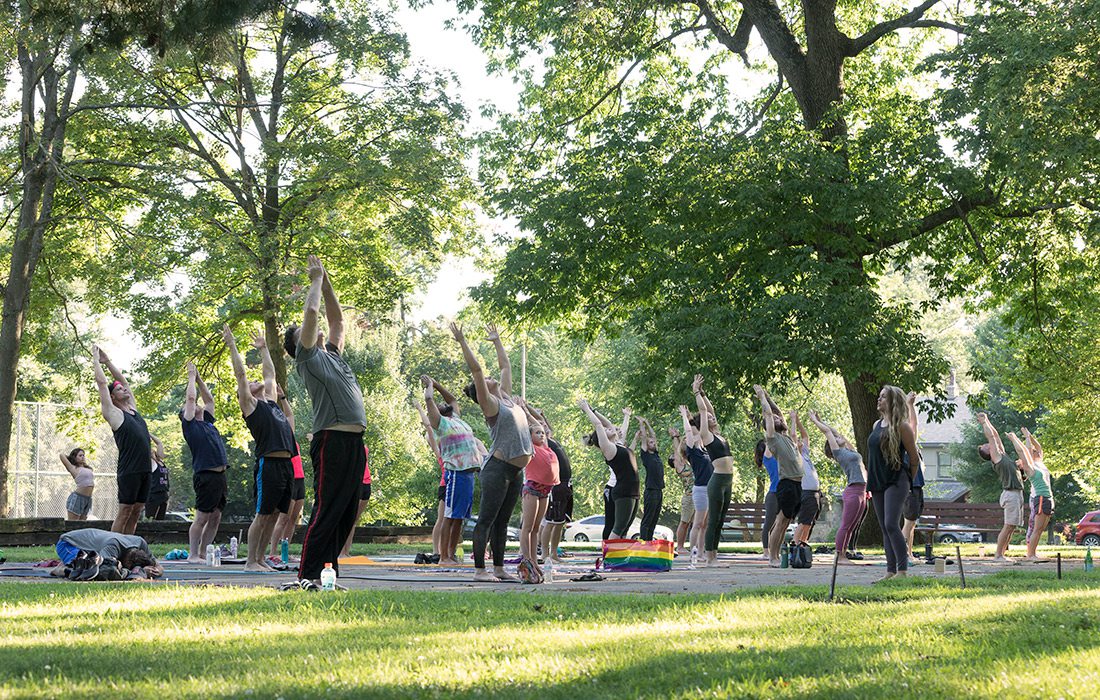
left=871, top=474, right=911, bottom=573
left=602, top=485, right=616, bottom=540
left=473, top=457, right=523, bottom=569
left=612, top=496, right=638, bottom=537
left=835, top=483, right=867, bottom=553
left=705, top=473, right=733, bottom=552
left=639, top=488, right=663, bottom=540
left=762, top=491, right=778, bottom=550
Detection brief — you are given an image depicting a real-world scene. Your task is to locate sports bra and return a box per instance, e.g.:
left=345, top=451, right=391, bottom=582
left=704, top=436, right=732, bottom=462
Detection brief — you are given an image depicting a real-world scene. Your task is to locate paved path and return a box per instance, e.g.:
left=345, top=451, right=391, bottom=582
left=0, top=551, right=1060, bottom=594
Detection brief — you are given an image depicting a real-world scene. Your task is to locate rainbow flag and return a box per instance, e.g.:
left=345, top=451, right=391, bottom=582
left=601, top=538, right=674, bottom=572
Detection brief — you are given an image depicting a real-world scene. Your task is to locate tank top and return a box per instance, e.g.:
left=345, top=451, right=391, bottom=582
left=763, top=454, right=779, bottom=493
left=607, top=445, right=639, bottom=498
left=486, top=398, right=532, bottom=462
left=243, top=400, right=296, bottom=457
left=1030, top=461, right=1052, bottom=498
left=113, top=410, right=152, bottom=476
left=640, top=449, right=664, bottom=489
left=548, top=439, right=571, bottom=486
left=704, top=436, right=732, bottom=462
left=74, top=466, right=95, bottom=489
left=866, top=421, right=908, bottom=491
left=686, top=445, right=714, bottom=487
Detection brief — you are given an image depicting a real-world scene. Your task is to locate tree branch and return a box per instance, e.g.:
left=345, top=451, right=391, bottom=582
left=909, top=19, right=968, bottom=34
left=736, top=73, right=784, bottom=137
left=693, top=0, right=752, bottom=65
left=847, top=0, right=942, bottom=56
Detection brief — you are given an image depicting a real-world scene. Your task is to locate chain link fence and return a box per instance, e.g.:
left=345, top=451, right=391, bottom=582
left=7, top=401, right=119, bottom=519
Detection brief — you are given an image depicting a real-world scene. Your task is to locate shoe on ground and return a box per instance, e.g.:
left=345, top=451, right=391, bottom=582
left=847, top=551, right=865, bottom=561
left=428, top=554, right=441, bottom=564
left=76, top=554, right=103, bottom=581
left=413, top=553, right=426, bottom=564
left=279, top=579, right=319, bottom=591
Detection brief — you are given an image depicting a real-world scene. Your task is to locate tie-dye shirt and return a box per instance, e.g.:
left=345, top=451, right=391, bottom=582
left=434, top=415, right=481, bottom=472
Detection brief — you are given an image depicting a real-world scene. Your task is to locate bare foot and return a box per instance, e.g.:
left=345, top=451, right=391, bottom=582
left=187, top=557, right=206, bottom=564
left=872, top=572, right=897, bottom=584
left=760, top=553, right=770, bottom=561
left=769, top=559, right=781, bottom=568
left=675, top=549, right=690, bottom=556
left=547, top=557, right=566, bottom=565
left=473, top=569, right=500, bottom=582
left=837, top=557, right=854, bottom=566
left=893, top=570, right=909, bottom=579
left=438, top=558, right=459, bottom=566
left=992, top=555, right=1007, bottom=562
left=338, top=552, right=351, bottom=559
left=494, top=570, right=518, bottom=582
left=243, top=562, right=271, bottom=572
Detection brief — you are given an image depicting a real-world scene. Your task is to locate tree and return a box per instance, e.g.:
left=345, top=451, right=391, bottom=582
left=0, top=0, right=275, bottom=516
left=460, top=0, right=1084, bottom=459
left=86, top=0, right=476, bottom=398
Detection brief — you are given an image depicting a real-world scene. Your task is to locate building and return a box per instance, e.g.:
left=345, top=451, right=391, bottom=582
left=915, top=371, right=971, bottom=501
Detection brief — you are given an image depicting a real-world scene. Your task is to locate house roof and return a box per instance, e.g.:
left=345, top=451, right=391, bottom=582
left=917, top=394, right=973, bottom=446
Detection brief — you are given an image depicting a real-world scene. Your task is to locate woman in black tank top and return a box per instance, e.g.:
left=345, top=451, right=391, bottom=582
left=692, top=374, right=734, bottom=565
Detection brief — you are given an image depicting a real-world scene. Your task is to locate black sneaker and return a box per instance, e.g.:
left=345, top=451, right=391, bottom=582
left=847, top=551, right=865, bottom=561
left=413, top=553, right=426, bottom=564
left=76, top=554, right=103, bottom=581
left=427, top=554, right=441, bottom=564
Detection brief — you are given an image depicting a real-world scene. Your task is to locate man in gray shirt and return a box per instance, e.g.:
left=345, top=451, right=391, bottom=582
left=52, top=528, right=161, bottom=579
left=282, top=255, right=367, bottom=584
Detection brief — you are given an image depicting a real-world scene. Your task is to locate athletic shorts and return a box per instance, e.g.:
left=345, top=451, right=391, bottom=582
left=679, top=489, right=695, bottom=522
left=444, top=469, right=475, bottom=520
left=523, top=480, right=553, bottom=498
left=117, top=471, right=150, bottom=505
left=1000, top=489, right=1025, bottom=527
left=776, top=479, right=803, bottom=520
left=1031, top=495, right=1054, bottom=516
left=691, top=485, right=709, bottom=513
left=193, top=469, right=227, bottom=513
left=55, top=539, right=82, bottom=565
left=66, top=492, right=92, bottom=517
left=253, top=456, right=293, bottom=516
left=797, top=490, right=821, bottom=526
left=545, top=483, right=574, bottom=524
left=903, top=486, right=925, bottom=522
left=360, top=483, right=372, bottom=502
left=291, top=477, right=306, bottom=501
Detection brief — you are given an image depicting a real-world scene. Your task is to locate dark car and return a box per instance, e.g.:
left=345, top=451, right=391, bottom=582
left=1075, top=510, right=1100, bottom=547
left=462, top=519, right=520, bottom=542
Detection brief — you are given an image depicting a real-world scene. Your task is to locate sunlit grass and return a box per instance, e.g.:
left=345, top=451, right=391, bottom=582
left=0, top=571, right=1098, bottom=698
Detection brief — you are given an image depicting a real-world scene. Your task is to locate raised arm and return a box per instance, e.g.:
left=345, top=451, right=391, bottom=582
left=422, top=375, right=442, bottom=429
left=1006, top=432, right=1036, bottom=477
left=485, top=323, right=512, bottom=396
left=530, top=404, right=553, bottom=436
left=223, top=325, right=258, bottom=417
left=150, top=435, right=165, bottom=463
left=300, top=255, right=325, bottom=352
left=629, top=428, right=640, bottom=453
left=1022, top=427, right=1043, bottom=461
left=195, top=370, right=215, bottom=418
left=669, top=430, right=685, bottom=471
left=450, top=322, right=499, bottom=418
left=590, top=406, right=615, bottom=430
left=432, top=379, right=461, bottom=416
left=754, top=385, right=776, bottom=438
left=320, top=268, right=345, bottom=353
left=579, top=399, right=618, bottom=461
left=92, top=345, right=124, bottom=430
left=59, top=452, right=79, bottom=478
left=976, top=413, right=1005, bottom=462
left=795, top=412, right=810, bottom=452
left=619, top=407, right=633, bottom=439
left=693, top=374, right=713, bottom=446
left=808, top=411, right=841, bottom=456
left=253, top=334, right=277, bottom=402
left=423, top=425, right=441, bottom=462
left=906, top=391, right=919, bottom=437
left=98, top=348, right=135, bottom=412
left=183, top=363, right=198, bottom=421
left=700, top=388, right=719, bottom=432
left=276, top=384, right=295, bottom=432
left=678, top=405, right=700, bottom=448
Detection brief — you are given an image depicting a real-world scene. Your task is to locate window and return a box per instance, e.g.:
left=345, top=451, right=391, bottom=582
left=937, top=451, right=954, bottom=479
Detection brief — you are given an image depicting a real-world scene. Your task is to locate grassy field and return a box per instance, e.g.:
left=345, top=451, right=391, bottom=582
left=1, top=571, right=1098, bottom=698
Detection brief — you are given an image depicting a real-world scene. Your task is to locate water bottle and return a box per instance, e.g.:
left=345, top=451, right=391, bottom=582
left=780, top=541, right=789, bottom=569
left=213, top=547, right=222, bottom=567
left=455, top=544, right=464, bottom=563
left=229, top=537, right=238, bottom=559
left=206, top=544, right=215, bottom=566
left=280, top=538, right=290, bottom=564
left=1086, top=546, right=1094, bottom=573
left=544, top=559, right=554, bottom=583
left=320, top=562, right=336, bottom=591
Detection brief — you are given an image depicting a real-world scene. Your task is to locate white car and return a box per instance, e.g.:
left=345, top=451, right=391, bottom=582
left=563, top=515, right=675, bottom=542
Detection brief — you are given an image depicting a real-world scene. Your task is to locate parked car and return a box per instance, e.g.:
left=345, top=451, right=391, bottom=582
left=462, top=519, right=520, bottom=542
left=164, top=511, right=192, bottom=523
left=934, top=525, right=984, bottom=544
left=563, top=515, right=675, bottom=542
left=1075, top=510, right=1100, bottom=547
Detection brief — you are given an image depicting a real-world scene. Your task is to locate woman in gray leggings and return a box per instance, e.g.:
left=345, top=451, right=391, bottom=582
left=451, top=322, right=533, bottom=583
left=866, top=385, right=921, bottom=582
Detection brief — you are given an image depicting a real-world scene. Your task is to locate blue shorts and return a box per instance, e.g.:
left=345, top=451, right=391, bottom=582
left=56, top=539, right=82, bottom=565
left=444, top=469, right=475, bottom=520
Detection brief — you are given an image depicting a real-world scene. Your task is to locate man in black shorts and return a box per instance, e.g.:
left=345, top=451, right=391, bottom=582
left=225, top=327, right=296, bottom=572
left=181, top=362, right=230, bottom=564
left=92, top=345, right=151, bottom=535
left=755, top=385, right=804, bottom=567
left=540, top=423, right=573, bottom=565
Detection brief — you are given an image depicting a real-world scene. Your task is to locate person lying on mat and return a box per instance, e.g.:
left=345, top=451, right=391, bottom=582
left=49, top=528, right=163, bottom=580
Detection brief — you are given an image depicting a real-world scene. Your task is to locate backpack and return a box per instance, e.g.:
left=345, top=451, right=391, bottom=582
left=789, top=541, right=813, bottom=569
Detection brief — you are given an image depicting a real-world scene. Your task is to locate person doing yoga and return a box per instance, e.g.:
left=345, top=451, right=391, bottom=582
left=808, top=411, right=867, bottom=565
left=60, top=448, right=94, bottom=521
left=976, top=412, right=1025, bottom=561
left=580, top=399, right=639, bottom=539
left=1010, top=428, right=1053, bottom=562
left=635, top=415, right=664, bottom=541
left=692, top=374, right=733, bottom=567
left=866, top=385, right=921, bottom=582
left=753, top=385, right=804, bottom=568
left=180, top=362, right=230, bottom=564
left=668, top=427, right=695, bottom=556
left=679, top=404, right=712, bottom=564
left=451, top=322, right=532, bottom=582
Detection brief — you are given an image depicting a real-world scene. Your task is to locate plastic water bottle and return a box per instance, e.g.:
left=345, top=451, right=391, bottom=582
left=455, top=544, right=464, bottom=563
left=229, top=537, right=238, bottom=559
left=206, top=544, right=215, bottom=566
left=280, top=538, right=290, bottom=564
left=780, top=541, right=790, bottom=569
left=544, top=559, right=554, bottom=583
left=1086, top=547, right=1094, bottom=573
left=320, top=562, right=336, bottom=591
left=213, top=547, right=222, bottom=567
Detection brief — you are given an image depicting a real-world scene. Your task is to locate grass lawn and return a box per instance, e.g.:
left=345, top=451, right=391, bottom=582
left=1, top=571, right=1099, bottom=698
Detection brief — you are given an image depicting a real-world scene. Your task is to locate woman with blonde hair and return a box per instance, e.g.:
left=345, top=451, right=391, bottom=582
left=866, top=385, right=921, bottom=581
